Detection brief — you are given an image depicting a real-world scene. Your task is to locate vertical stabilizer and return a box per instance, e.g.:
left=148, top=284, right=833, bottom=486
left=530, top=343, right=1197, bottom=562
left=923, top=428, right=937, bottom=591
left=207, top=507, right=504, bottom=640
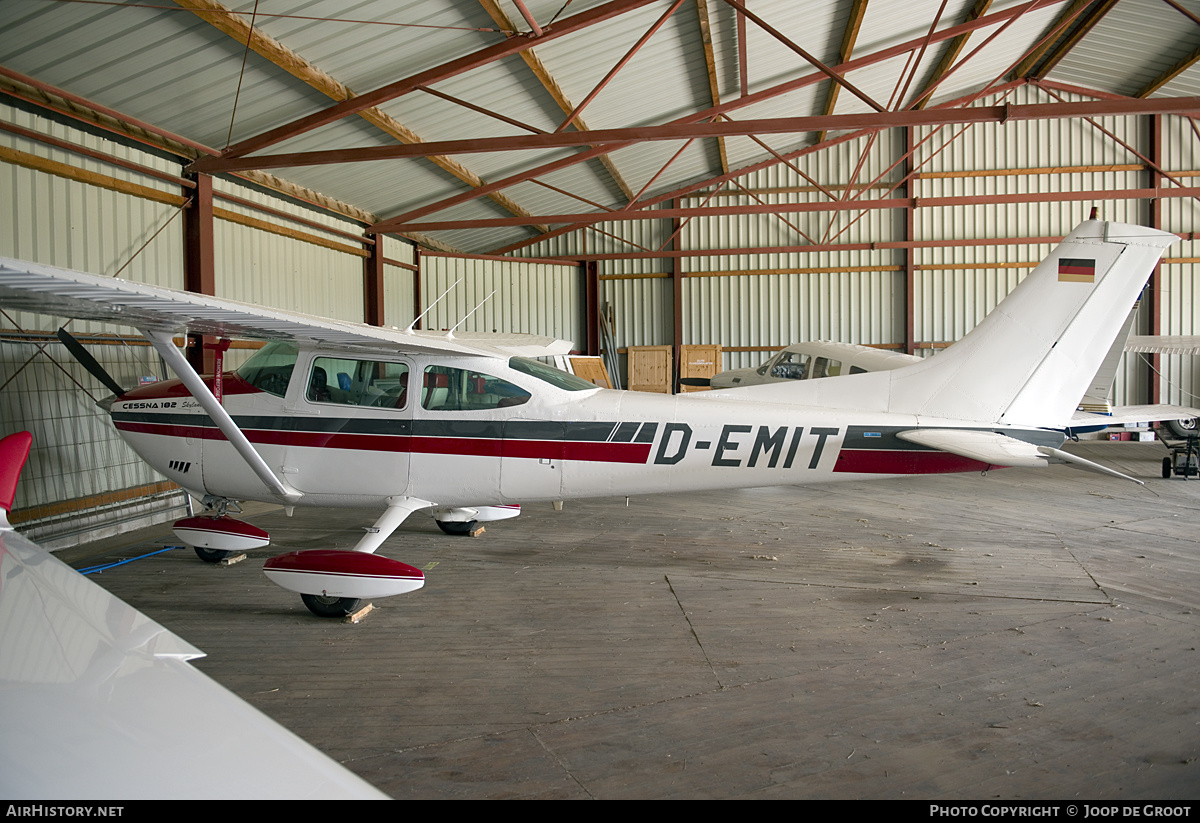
left=887, top=221, right=1176, bottom=427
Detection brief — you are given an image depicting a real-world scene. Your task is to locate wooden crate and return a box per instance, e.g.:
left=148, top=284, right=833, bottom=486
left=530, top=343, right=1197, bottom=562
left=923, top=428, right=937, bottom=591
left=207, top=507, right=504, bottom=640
left=568, top=356, right=613, bottom=389
left=627, top=345, right=673, bottom=393
left=679, top=344, right=722, bottom=392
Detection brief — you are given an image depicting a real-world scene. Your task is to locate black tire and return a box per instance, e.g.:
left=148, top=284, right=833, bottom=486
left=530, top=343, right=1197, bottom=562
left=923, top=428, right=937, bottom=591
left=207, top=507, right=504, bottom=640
left=1166, top=418, right=1199, bottom=439
left=1163, top=456, right=1174, bottom=479
left=436, top=519, right=478, bottom=536
left=301, top=593, right=362, bottom=618
left=194, top=546, right=235, bottom=563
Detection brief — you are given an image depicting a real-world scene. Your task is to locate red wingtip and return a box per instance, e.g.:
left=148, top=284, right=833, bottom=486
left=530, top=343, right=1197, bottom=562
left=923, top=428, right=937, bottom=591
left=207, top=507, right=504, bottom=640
left=0, top=431, right=33, bottom=514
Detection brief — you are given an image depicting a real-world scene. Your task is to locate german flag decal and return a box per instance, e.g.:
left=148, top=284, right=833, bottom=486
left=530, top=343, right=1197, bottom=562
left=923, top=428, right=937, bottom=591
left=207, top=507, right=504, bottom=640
left=1058, top=257, right=1096, bottom=283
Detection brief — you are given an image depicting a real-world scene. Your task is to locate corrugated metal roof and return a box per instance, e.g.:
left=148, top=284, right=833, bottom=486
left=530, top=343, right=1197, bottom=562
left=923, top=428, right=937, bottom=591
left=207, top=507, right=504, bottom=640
left=3, top=0, right=1199, bottom=254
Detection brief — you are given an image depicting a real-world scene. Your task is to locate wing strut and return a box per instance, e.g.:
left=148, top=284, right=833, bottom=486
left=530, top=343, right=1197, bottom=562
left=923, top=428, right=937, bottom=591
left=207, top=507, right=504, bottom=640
left=350, top=496, right=434, bottom=554
left=144, top=330, right=302, bottom=504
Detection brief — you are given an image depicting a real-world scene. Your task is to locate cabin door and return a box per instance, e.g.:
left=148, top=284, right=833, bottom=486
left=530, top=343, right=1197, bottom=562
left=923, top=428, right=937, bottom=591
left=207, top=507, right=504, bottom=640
left=282, top=354, right=412, bottom=498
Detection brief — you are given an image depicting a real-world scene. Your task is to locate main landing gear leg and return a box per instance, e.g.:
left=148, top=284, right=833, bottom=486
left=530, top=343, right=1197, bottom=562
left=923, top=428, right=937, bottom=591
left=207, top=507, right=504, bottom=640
left=296, top=497, right=431, bottom=618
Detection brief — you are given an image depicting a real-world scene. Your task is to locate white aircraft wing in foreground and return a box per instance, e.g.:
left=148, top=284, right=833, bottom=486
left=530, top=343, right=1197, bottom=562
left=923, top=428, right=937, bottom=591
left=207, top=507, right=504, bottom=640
left=0, top=432, right=388, bottom=799
left=0, top=219, right=1181, bottom=617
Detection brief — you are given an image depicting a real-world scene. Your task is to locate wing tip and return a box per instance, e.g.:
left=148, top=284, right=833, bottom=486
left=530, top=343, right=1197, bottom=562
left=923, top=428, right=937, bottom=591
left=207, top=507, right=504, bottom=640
left=0, top=431, right=33, bottom=516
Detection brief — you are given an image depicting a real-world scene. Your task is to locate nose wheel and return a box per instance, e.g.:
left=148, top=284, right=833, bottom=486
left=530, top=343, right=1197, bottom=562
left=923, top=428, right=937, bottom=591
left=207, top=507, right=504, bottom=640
left=300, top=593, right=363, bottom=618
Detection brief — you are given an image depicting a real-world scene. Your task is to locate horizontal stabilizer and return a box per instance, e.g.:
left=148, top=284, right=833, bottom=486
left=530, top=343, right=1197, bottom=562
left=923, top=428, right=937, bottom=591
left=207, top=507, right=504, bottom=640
left=1036, top=446, right=1143, bottom=485
left=895, top=429, right=1049, bottom=468
left=1069, top=405, right=1200, bottom=427
left=896, top=429, right=1144, bottom=484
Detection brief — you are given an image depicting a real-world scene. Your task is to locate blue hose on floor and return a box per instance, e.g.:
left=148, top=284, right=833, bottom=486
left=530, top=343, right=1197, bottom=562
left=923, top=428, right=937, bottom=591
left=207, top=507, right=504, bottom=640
left=78, top=545, right=182, bottom=575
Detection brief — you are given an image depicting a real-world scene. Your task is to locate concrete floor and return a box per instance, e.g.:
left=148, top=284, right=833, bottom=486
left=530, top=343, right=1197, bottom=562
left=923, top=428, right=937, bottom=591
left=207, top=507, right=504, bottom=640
left=60, top=441, right=1200, bottom=799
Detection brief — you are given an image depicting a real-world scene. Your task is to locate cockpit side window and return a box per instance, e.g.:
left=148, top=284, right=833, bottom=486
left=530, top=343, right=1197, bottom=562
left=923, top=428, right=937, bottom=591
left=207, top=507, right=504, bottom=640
left=237, top=341, right=299, bottom=398
left=422, top=365, right=531, bottom=411
left=308, top=357, right=409, bottom=408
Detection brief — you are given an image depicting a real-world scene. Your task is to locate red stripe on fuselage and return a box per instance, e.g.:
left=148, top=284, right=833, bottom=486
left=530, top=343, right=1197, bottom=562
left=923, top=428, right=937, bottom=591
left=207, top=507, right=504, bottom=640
left=121, top=373, right=261, bottom=400
left=833, top=448, right=994, bottom=474
left=114, top=420, right=652, bottom=464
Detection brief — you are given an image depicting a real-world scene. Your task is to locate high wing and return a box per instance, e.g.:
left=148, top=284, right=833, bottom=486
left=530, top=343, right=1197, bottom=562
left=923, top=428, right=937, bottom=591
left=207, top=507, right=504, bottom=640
left=0, top=257, right=571, bottom=359
left=0, top=432, right=388, bottom=799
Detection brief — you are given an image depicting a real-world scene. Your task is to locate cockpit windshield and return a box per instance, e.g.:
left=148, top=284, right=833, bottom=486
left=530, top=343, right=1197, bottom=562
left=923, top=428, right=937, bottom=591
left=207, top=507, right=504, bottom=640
left=236, top=341, right=299, bottom=397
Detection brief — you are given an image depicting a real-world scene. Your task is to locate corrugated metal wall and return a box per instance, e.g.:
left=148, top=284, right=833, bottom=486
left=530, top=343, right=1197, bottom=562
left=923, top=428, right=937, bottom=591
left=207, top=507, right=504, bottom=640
left=382, top=234, right=417, bottom=329
left=212, top=178, right=367, bottom=323
left=0, top=103, right=186, bottom=540
left=0, top=104, right=434, bottom=540
left=421, top=254, right=581, bottom=348
left=1157, top=114, right=1200, bottom=410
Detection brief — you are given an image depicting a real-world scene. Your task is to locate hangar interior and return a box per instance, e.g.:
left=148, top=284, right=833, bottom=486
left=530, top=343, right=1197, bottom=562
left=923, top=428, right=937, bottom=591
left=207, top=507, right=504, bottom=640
left=5, top=0, right=1200, bottom=541
left=3, top=0, right=1200, bottom=539
left=4, top=0, right=1200, bottom=800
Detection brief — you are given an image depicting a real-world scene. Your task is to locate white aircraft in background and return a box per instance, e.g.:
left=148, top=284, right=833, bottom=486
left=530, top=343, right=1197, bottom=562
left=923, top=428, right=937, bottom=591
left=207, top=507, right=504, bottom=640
left=0, top=431, right=387, bottom=798
left=0, top=219, right=1181, bottom=618
left=703, top=340, right=921, bottom=389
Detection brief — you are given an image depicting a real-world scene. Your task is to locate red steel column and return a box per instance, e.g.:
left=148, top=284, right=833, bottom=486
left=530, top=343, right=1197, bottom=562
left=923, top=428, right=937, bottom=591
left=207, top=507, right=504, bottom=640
left=184, top=171, right=215, bottom=374
left=585, top=260, right=600, bottom=356
left=364, top=236, right=385, bottom=326
left=671, top=202, right=683, bottom=393
left=1149, top=113, right=1163, bottom=404
left=905, top=127, right=917, bottom=355
left=411, top=246, right=423, bottom=330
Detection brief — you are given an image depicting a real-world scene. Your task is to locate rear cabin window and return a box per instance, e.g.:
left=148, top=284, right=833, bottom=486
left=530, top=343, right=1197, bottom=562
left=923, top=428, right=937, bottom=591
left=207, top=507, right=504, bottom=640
left=422, top=365, right=530, bottom=411
left=811, top=357, right=843, bottom=378
left=308, top=357, right=410, bottom=408
left=508, top=357, right=599, bottom=391
left=237, top=342, right=298, bottom=397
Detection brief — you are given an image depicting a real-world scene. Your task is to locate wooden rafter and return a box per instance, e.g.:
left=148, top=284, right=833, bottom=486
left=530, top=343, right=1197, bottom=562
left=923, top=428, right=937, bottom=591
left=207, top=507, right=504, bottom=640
left=1135, top=44, right=1200, bottom=98
left=380, top=1, right=1072, bottom=238
left=815, top=0, right=869, bottom=141
left=693, top=0, right=728, bottom=174
left=1030, top=0, right=1117, bottom=79
left=912, top=0, right=991, bottom=110
left=476, top=0, right=635, bottom=202
left=1012, top=0, right=1117, bottom=80
left=172, top=0, right=547, bottom=235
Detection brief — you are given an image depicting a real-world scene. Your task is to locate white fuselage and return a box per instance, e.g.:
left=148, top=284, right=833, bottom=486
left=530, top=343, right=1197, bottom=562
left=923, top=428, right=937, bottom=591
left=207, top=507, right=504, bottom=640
left=110, top=348, right=1061, bottom=511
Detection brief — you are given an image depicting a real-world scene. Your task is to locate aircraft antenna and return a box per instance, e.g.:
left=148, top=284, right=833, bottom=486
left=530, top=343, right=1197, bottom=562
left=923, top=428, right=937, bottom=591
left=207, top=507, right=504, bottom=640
left=446, top=290, right=497, bottom=338
left=404, top=278, right=463, bottom=333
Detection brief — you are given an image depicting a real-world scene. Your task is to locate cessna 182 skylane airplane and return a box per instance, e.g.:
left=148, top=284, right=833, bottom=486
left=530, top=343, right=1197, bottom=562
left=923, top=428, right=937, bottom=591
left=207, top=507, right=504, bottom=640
left=0, top=219, right=1179, bottom=617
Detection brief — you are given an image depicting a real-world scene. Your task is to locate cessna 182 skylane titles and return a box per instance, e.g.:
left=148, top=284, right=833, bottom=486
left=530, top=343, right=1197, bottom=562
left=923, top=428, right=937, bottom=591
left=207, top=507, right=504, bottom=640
left=0, top=219, right=1178, bottom=616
